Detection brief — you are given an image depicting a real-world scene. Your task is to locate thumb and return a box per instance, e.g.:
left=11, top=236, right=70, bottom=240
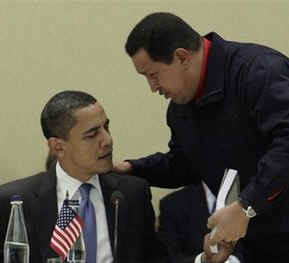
left=207, top=215, right=216, bottom=230
left=209, top=227, right=223, bottom=244
left=112, top=163, right=126, bottom=173
left=112, top=161, right=132, bottom=174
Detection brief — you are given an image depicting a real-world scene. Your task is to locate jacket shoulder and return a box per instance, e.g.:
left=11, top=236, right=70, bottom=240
left=0, top=172, right=47, bottom=198
left=107, top=172, right=149, bottom=185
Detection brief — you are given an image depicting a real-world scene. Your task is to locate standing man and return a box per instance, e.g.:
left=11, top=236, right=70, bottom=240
left=0, top=91, right=166, bottom=263
left=114, top=12, right=289, bottom=262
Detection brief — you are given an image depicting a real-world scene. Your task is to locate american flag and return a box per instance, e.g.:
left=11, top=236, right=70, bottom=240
left=50, top=200, right=83, bottom=260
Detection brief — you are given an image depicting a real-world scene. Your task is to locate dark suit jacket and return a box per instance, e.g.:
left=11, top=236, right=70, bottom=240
left=158, top=184, right=245, bottom=263
left=0, top=164, right=166, bottom=263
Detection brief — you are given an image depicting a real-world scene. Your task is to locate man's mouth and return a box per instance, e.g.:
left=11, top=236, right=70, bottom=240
left=158, top=90, right=170, bottom=99
left=98, top=152, right=112, bottom=159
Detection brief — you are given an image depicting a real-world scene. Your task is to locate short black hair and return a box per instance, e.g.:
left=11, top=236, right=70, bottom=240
left=41, top=90, right=97, bottom=139
left=125, top=12, right=202, bottom=64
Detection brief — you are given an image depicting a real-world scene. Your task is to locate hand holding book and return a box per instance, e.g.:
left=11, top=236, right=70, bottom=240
left=208, top=169, right=240, bottom=253
left=208, top=201, right=250, bottom=250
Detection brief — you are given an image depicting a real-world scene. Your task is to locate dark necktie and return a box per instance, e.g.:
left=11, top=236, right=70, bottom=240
left=79, top=183, right=97, bottom=263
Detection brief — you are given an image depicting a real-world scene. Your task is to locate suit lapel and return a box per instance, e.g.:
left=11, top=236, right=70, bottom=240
left=30, top=165, right=58, bottom=260
left=99, top=173, right=128, bottom=259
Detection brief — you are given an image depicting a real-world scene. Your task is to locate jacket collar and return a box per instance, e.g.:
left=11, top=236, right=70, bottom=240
left=99, top=172, right=122, bottom=253
left=31, top=165, right=58, bottom=260
left=195, top=32, right=226, bottom=108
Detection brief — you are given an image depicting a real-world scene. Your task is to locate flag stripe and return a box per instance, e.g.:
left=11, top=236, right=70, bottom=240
left=66, top=225, right=77, bottom=242
left=52, top=231, right=70, bottom=251
left=56, top=226, right=74, bottom=247
left=70, top=218, right=82, bottom=238
left=75, top=215, right=82, bottom=232
left=50, top=239, right=67, bottom=260
left=69, top=222, right=78, bottom=239
left=51, top=236, right=68, bottom=255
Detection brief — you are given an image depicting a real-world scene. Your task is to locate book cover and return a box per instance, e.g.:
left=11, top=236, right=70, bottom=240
left=209, top=169, right=240, bottom=253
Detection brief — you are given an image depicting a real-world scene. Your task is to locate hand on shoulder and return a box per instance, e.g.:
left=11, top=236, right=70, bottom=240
left=113, top=161, right=133, bottom=174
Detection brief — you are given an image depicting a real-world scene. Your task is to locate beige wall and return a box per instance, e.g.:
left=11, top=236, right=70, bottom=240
left=1, top=0, right=289, bottom=215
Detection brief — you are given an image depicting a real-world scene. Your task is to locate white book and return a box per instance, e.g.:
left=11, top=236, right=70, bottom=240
left=209, top=169, right=240, bottom=253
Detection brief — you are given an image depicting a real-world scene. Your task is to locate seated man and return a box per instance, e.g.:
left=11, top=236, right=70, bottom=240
left=158, top=183, right=245, bottom=263
left=0, top=90, right=166, bottom=263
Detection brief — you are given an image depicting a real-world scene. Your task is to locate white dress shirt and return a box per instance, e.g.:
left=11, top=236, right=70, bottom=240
left=194, top=181, right=240, bottom=263
left=56, top=162, right=113, bottom=263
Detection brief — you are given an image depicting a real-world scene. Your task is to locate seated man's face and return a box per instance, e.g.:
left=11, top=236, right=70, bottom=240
left=61, top=102, right=113, bottom=180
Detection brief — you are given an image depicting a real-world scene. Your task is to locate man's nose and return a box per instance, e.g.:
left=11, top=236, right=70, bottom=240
left=147, top=77, right=159, bottom=93
left=101, top=129, right=113, bottom=148
left=150, top=84, right=159, bottom=93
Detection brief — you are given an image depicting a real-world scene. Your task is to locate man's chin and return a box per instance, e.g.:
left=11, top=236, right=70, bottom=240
left=172, top=96, right=192, bottom=105
left=172, top=99, right=186, bottom=104
left=97, top=164, right=113, bottom=175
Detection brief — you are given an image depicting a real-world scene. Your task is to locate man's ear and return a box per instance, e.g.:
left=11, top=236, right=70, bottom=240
left=174, top=48, right=191, bottom=67
left=47, top=137, right=66, bottom=159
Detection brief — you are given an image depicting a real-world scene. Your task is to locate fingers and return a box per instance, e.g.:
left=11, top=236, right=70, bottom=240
left=203, top=234, right=214, bottom=256
left=112, top=161, right=132, bottom=173
left=209, top=227, right=240, bottom=245
left=219, top=240, right=237, bottom=249
left=223, top=237, right=239, bottom=243
left=207, top=215, right=215, bottom=230
left=209, top=228, right=223, bottom=244
left=204, top=234, right=235, bottom=263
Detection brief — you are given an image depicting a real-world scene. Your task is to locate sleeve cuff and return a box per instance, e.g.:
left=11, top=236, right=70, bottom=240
left=240, top=182, right=271, bottom=215
left=195, top=252, right=203, bottom=263
left=195, top=253, right=240, bottom=263
left=225, top=255, right=240, bottom=263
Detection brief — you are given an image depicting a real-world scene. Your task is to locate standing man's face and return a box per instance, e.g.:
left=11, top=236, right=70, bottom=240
left=57, top=102, right=113, bottom=181
left=132, top=48, right=202, bottom=104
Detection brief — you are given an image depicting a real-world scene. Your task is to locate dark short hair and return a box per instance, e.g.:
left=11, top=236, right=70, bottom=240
left=125, top=12, right=202, bottom=64
left=41, top=90, right=97, bottom=139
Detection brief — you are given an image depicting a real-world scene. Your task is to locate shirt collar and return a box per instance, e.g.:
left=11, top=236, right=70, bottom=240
left=56, top=161, right=103, bottom=202
left=193, top=37, right=212, bottom=101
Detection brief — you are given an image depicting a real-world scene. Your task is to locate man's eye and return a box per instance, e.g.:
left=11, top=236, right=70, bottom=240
left=86, top=132, right=97, bottom=138
left=146, top=72, right=155, bottom=78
